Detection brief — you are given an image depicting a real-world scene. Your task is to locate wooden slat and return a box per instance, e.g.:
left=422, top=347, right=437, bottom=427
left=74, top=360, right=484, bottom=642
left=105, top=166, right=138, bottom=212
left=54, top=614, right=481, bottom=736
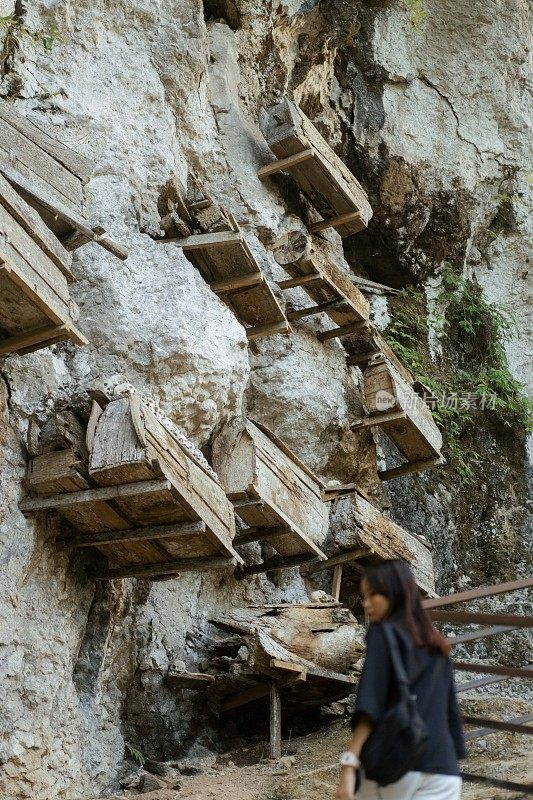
left=170, top=231, right=243, bottom=250
left=0, top=321, right=87, bottom=355
left=462, top=716, right=533, bottom=736
left=277, top=273, right=321, bottom=290
left=19, top=478, right=172, bottom=512
left=423, top=577, right=533, bottom=608
left=286, top=299, right=343, bottom=321
left=456, top=675, right=509, bottom=693
left=308, top=210, right=363, bottom=233
left=211, top=273, right=264, bottom=294
left=447, top=625, right=518, bottom=646
left=101, top=555, right=238, bottom=580
left=257, top=148, right=314, bottom=179
left=300, top=547, right=370, bottom=576
left=464, top=713, right=533, bottom=740
left=460, top=772, right=533, bottom=795
left=378, top=457, right=445, bottom=480
left=453, top=662, right=533, bottom=678
left=430, top=611, right=533, bottom=627
left=332, top=564, right=343, bottom=601
left=317, top=320, right=368, bottom=341
left=0, top=172, right=74, bottom=280
left=246, top=320, right=291, bottom=340
left=352, top=410, right=407, bottom=428
left=59, top=520, right=207, bottom=549
left=235, top=552, right=319, bottom=579
left=233, top=525, right=289, bottom=547
left=166, top=672, right=215, bottom=689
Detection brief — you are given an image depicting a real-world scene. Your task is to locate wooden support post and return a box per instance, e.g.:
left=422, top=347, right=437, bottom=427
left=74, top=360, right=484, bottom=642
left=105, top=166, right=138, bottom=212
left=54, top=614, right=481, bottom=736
left=233, top=525, right=288, bottom=547
left=210, top=273, right=264, bottom=295
left=167, top=231, right=243, bottom=250
left=258, top=149, right=315, bottom=180
left=276, top=273, right=321, bottom=290
left=429, top=611, right=533, bottom=627
left=423, top=576, right=533, bottom=609
left=308, top=210, right=363, bottom=234
left=378, top=457, right=445, bottom=481
left=270, top=682, right=282, bottom=760
left=246, top=320, right=291, bottom=340
left=332, top=564, right=343, bottom=601
left=100, top=555, right=239, bottom=581
left=317, top=321, right=367, bottom=341
left=301, top=547, right=370, bottom=576
left=286, top=299, right=343, bottom=321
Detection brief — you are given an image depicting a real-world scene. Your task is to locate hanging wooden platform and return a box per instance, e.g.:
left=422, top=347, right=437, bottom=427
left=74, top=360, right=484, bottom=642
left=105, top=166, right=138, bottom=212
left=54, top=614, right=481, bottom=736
left=159, top=175, right=289, bottom=340
left=0, top=173, right=88, bottom=355
left=352, top=355, right=443, bottom=468
left=259, top=98, right=372, bottom=237
left=273, top=230, right=370, bottom=331
left=0, top=101, right=128, bottom=260
left=302, top=490, right=436, bottom=597
left=19, top=394, right=241, bottom=579
left=213, top=419, right=328, bottom=575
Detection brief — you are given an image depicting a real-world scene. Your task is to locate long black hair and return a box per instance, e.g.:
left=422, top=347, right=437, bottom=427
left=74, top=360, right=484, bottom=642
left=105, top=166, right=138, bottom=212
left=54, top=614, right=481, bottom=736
left=362, top=560, right=450, bottom=656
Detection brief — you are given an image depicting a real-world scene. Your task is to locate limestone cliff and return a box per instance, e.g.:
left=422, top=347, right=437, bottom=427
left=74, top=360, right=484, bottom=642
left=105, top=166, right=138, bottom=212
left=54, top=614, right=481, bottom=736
left=0, top=1, right=531, bottom=797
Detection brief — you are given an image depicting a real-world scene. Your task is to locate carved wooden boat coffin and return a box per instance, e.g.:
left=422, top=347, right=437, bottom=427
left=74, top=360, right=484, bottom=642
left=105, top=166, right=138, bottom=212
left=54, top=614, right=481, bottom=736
left=213, top=419, right=328, bottom=561
left=362, top=356, right=443, bottom=462
left=0, top=173, right=87, bottom=355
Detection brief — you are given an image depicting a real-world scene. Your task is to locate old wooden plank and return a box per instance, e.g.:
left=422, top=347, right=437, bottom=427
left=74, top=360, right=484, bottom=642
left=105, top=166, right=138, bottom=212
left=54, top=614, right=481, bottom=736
left=463, top=714, right=533, bottom=739
left=332, top=564, right=343, bottom=601
left=317, top=321, right=368, bottom=341
left=258, top=148, right=315, bottom=179
left=352, top=410, right=407, bottom=428
left=246, top=320, right=291, bottom=340
left=308, top=210, right=363, bottom=234
left=447, top=625, right=518, bottom=646
left=169, top=231, right=243, bottom=250
left=0, top=102, right=93, bottom=181
left=270, top=683, right=282, bottom=760
left=456, top=675, right=509, bottom=693
left=211, top=273, right=264, bottom=294
left=300, top=547, right=370, bottom=575
left=0, top=258, right=71, bottom=328
left=0, top=164, right=128, bottom=260
left=277, top=272, right=321, bottom=290
left=0, top=172, right=74, bottom=280
left=0, top=320, right=87, bottom=355
left=453, top=663, right=533, bottom=678
left=19, top=478, right=171, bottom=513
left=101, top=555, right=238, bottom=580
left=423, top=577, right=533, bottom=609
left=286, top=299, right=343, bottom=321
left=59, top=520, right=207, bottom=549
left=233, top=525, right=290, bottom=547
left=236, top=552, right=319, bottom=579
left=432, top=611, right=533, bottom=627
left=462, top=716, right=533, bottom=736
left=166, top=672, right=215, bottom=689
left=378, top=457, right=445, bottom=480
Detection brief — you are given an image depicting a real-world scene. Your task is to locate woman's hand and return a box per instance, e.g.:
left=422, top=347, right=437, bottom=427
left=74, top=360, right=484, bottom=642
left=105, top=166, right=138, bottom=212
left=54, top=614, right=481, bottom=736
left=334, top=766, right=357, bottom=800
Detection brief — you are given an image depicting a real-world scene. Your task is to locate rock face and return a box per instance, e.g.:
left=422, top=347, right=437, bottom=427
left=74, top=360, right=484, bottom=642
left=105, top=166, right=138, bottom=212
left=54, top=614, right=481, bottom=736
left=0, top=1, right=530, bottom=798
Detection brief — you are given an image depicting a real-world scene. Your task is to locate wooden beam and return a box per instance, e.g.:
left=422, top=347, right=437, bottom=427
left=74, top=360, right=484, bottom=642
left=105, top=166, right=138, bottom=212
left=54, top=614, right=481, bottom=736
left=447, top=625, right=518, bottom=646
left=58, top=520, right=207, bottom=549
left=423, top=577, right=533, bottom=609
left=317, top=320, right=367, bottom=341
left=300, top=548, right=370, bottom=576
left=464, top=713, right=533, bottom=740
left=276, top=273, right=321, bottom=290
left=452, top=662, right=533, bottom=678
left=286, top=299, right=343, bottom=321
left=270, top=659, right=307, bottom=679
left=166, top=672, right=215, bottom=690
left=332, top=564, right=343, bottom=601
left=462, top=716, right=533, bottom=736
left=221, top=683, right=270, bottom=712
left=351, top=410, right=407, bottom=429
left=257, top=149, right=314, bottom=180
left=351, top=276, right=400, bottom=294
left=321, top=484, right=358, bottom=502
left=0, top=322, right=69, bottom=355
left=210, top=272, right=264, bottom=294
left=308, top=210, right=363, bottom=234
left=19, top=478, right=172, bottom=513
left=233, top=525, right=289, bottom=547
left=456, top=675, right=509, bottom=693
left=378, top=457, right=445, bottom=480
left=101, top=555, right=238, bottom=580
left=246, top=320, right=291, bottom=340
left=346, top=352, right=377, bottom=367
left=166, top=230, right=243, bottom=250
left=235, top=552, right=318, bottom=579
left=432, top=611, right=533, bottom=627
left=270, top=682, right=282, bottom=760
left=460, top=772, right=533, bottom=795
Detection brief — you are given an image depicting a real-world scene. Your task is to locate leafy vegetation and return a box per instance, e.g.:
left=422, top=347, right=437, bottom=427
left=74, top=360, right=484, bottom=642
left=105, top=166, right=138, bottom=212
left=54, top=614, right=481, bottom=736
left=125, top=742, right=145, bottom=766
left=384, top=266, right=533, bottom=482
left=404, top=0, right=426, bottom=29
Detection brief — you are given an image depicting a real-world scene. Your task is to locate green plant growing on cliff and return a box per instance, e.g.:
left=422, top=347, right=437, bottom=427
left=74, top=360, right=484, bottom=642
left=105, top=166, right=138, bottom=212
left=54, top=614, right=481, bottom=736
left=384, top=268, right=533, bottom=483
left=404, top=0, right=426, bottom=29
left=125, top=742, right=145, bottom=767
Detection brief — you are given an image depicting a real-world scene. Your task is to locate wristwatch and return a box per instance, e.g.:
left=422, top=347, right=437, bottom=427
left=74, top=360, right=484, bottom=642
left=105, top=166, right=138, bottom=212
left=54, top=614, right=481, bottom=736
left=339, top=752, right=361, bottom=769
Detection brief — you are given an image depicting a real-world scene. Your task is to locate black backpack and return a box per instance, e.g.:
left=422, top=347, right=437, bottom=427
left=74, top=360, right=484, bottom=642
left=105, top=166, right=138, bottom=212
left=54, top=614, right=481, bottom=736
left=360, top=623, right=429, bottom=786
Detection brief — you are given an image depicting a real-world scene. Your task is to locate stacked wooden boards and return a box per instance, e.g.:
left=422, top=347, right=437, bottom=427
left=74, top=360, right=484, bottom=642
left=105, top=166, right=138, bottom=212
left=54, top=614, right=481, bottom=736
left=0, top=173, right=87, bottom=355
left=0, top=100, right=127, bottom=259
left=259, top=98, right=372, bottom=237
left=160, top=176, right=290, bottom=341
left=213, top=419, right=328, bottom=575
left=353, top=355, right=444, bottom=472
left=19, top=394, right=241, bottom=579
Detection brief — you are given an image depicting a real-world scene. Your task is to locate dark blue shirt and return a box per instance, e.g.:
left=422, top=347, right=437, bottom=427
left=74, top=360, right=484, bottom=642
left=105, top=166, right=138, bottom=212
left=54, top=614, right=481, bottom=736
left=351, top=621, right=466, bottom=776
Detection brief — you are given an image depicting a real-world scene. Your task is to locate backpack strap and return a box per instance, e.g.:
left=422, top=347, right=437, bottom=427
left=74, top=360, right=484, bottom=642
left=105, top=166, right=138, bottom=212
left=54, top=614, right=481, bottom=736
left=381, top=623, right=411, bottom=687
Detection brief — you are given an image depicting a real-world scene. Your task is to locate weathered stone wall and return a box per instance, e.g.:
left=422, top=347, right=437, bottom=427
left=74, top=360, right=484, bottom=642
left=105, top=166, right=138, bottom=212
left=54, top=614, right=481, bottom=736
left=0, top=0, right=531, bottom=797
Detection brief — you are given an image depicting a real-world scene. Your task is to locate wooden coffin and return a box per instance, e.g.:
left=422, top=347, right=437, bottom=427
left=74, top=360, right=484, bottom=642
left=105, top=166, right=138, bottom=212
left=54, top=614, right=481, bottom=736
left=0, top=174, right=87, bottom=355
left=354, top=356, right=443, bottom=463
left=0, top=101, right=128, bottom=260
left=259, top=98, right=373, bottom=237
left=303, top=491, right=436, bottom=596
left=273, top=230, right=369, bottom=328
left=213, top=419, right=328, bottom=564
left=171, top=229, right=291, bottom=340
left=20, top=395, right=241, bottom=579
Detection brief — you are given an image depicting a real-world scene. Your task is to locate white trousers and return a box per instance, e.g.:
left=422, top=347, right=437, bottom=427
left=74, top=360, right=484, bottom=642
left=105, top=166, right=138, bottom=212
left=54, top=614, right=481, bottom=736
left=358, top=771, right=462, bottom=800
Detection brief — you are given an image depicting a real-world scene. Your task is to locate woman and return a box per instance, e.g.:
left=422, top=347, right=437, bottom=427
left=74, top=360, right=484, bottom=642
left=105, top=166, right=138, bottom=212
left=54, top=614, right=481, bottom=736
left=335, top=560, right=465, bottom=800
